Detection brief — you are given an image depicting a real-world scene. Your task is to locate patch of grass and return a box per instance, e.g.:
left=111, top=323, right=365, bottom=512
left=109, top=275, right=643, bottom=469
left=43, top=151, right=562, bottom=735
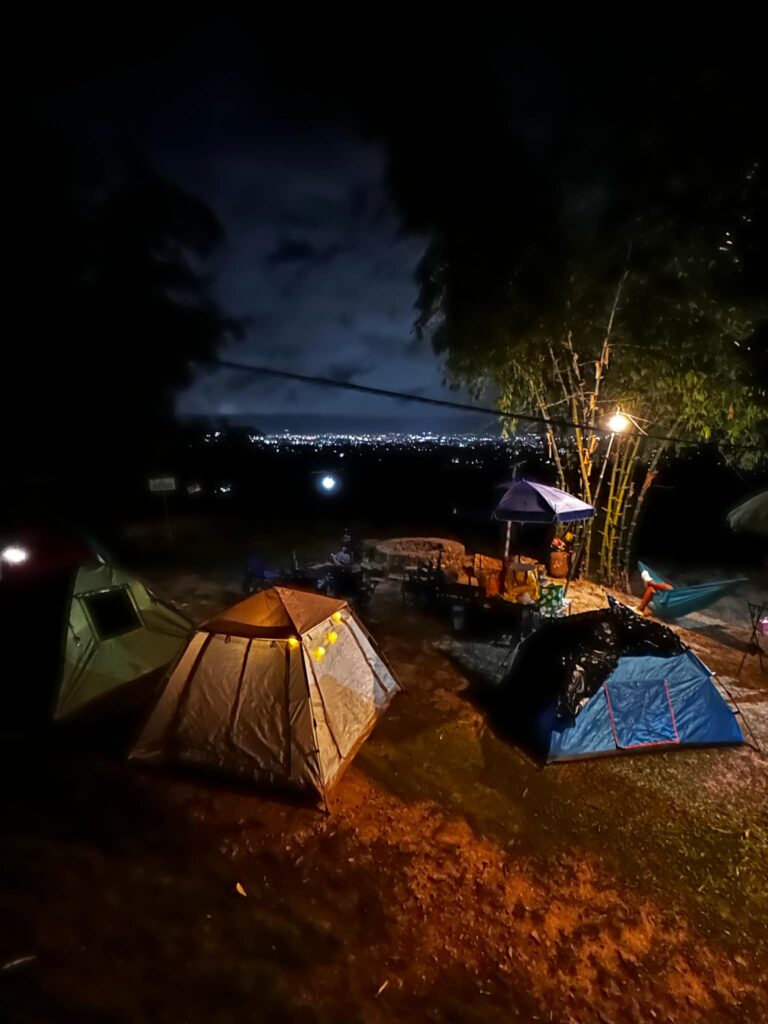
left=360, top=687, right=768, bottom=957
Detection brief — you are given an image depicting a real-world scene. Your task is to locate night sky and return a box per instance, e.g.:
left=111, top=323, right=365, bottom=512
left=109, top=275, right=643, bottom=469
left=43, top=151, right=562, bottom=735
left=34, top=19, right=492, bottom=433
left=151, top=96, right=444, bottom=431
left=8, top=13, right=758, bottom=435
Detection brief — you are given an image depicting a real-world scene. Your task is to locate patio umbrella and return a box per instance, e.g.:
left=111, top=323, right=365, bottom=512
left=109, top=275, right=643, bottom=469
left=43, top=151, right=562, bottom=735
left=728, top=490, right=768, bottom=536
left=494, top=479, right=595, bottom=559
left=494, top=479, right=595, bottom=525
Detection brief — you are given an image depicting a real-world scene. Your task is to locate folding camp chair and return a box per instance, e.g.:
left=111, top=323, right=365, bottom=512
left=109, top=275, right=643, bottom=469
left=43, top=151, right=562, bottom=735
left=737, top=601, right=768, bottom=677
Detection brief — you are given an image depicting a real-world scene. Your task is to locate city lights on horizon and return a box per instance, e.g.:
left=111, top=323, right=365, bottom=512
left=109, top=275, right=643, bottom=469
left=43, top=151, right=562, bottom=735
left=193, top=426, right=581, bottom=459
left=243, top=430, right=547, bottom=449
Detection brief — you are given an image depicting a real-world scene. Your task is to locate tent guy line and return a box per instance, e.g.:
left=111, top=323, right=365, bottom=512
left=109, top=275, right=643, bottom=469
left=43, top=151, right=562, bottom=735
left=212, top=360, right=763, bottom=451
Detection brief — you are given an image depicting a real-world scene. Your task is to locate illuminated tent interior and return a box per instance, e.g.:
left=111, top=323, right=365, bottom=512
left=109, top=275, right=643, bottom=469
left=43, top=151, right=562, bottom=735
left=0, top=533, right=192, bottom=721
left=58, top=560, right=193, bottom=719
left=131, top=587, right=402, bottom=799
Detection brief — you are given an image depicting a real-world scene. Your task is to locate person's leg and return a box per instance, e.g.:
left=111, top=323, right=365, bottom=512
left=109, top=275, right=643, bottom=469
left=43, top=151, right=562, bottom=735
left=639, top=581, right=673, bottom=613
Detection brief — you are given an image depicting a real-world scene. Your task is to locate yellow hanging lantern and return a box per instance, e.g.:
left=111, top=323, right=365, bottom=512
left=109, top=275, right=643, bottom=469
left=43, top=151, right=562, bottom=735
left=332, top=611, right=343, bottom=623
left=314, top=646, right=326, bottom=660
left=327, top=630, right=338, bottom=645
left=288, top=636, right=300, bottom=649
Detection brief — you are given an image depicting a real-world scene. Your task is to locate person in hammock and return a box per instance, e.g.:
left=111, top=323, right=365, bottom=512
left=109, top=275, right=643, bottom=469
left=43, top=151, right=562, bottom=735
left=638, top=567, right=673, bottom=615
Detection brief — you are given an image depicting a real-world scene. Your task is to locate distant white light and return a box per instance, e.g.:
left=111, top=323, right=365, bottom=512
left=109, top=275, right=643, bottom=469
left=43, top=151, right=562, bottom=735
left=320, top=475, right=338, bottom=492
left=1, top=545, right=29, bottom=565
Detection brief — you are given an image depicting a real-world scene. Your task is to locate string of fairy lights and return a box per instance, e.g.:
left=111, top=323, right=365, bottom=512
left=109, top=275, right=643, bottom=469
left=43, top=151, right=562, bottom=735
left=213, top=359, right=765, bottom=452
left=296, top=608, right=344, bottom=661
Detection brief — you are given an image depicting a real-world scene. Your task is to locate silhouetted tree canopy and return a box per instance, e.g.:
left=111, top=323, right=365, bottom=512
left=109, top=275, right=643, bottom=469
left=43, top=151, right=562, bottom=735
left=229, top=14, right=768, bottom=402
left=1, top=114, right=239, bottom=496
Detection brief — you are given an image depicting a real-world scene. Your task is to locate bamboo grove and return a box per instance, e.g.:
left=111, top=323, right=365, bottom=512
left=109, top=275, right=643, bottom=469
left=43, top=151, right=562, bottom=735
left=493, top=261, right=765, bottom=587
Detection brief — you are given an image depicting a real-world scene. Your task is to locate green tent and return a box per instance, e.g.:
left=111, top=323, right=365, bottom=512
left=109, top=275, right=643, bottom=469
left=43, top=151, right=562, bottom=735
left=56, top=559, right=192, bottom=719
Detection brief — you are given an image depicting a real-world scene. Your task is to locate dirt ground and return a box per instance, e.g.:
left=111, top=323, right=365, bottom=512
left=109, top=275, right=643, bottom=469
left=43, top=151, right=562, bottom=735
left=1, top=524, right=767, bottom=1023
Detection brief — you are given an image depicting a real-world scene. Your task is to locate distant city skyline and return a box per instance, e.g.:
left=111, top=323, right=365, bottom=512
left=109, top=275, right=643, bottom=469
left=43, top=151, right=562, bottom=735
left=181, top=411, right=506, bottom=437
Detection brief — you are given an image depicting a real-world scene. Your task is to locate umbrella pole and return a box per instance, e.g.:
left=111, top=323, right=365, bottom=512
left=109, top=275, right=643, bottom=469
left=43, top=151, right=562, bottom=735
left=504, top=520, right=512, bottom=561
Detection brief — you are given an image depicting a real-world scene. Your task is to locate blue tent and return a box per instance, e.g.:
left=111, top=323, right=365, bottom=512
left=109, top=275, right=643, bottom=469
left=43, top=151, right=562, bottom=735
left=528, top=650, right=743, bottom=762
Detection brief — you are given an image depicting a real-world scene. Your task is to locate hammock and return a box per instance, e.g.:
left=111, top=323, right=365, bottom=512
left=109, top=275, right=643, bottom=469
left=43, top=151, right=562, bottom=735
left=637, top=562, right=748, bottom=620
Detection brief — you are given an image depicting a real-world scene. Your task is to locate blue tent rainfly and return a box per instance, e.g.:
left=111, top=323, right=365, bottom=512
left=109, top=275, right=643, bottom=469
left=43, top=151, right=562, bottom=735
left=494, top=479, right=595, bottom=524
left=531, top=651, right=744, bottom=762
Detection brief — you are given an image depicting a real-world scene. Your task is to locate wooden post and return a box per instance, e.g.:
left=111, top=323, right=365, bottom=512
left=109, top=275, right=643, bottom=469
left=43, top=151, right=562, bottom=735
left=162, top=492, right=174, bottom=545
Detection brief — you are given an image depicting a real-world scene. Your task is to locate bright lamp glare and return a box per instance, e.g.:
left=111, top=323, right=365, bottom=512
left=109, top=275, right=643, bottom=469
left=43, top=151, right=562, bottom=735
left=320, top=475, right=337, bottom=492
left=608, top=413, right=630, bottom=433
left=1, top=545, right=29, bottom=566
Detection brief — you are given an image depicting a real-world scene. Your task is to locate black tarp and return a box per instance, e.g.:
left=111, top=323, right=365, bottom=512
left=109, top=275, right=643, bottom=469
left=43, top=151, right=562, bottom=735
left=498, top=596, right=687, bottom=724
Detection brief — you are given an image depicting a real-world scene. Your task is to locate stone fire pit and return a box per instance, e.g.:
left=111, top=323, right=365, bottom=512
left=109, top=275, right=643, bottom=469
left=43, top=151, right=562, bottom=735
left=370, top=537, right=466, bottom=577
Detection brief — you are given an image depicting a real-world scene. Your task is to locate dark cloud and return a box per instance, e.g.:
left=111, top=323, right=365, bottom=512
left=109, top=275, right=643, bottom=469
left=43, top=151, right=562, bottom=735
left=238, top=311, right=277, bottom=336
left=265, top=237, right=349, bottom=269
left=46, top=46, right=476, bottom=428
left=359, top=331, right=398, bottom=355
left=402, top=335, right=424, bottom=355
left=265, top=238, right=317, bottom=265
left=327, top=360, right=375, bottom=383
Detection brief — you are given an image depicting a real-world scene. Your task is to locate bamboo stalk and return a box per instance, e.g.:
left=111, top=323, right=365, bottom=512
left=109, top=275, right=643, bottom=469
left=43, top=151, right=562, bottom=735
left=571, top=430, right=615, bottom=586
left=588, top=269, right=628, bottom=435
left=612, top=434, right=644, bottom=585
left=570, top=271, right=628, bottom=579
left=601, top=431, right=623, bottom=582
left=555, top=341, right=592, bottom=504
left=615, top=481, right=636, bottom=590
left=534, top=387, right=567, bottom=490
left=562, top=333, right=593, bottom=493
left=606, top=433, right=641, bottom=585
left=620, top=444, right=665, bottom=576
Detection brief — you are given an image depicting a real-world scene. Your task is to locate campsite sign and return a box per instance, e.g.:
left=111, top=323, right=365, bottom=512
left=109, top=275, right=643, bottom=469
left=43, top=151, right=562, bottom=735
left=148, top=476, right=177, bottom=543
left=148, top=476, right=177, bottom=494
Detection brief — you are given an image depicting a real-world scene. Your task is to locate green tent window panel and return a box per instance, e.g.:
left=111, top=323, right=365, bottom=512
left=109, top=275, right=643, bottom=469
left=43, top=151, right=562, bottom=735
left=82, top=587, right=142, bottom=640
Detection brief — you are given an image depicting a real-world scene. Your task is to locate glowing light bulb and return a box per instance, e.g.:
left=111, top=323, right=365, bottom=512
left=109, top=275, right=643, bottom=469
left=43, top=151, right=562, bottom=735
left=288, top=636, right=300, bottom=649
left=320, top=475, right=337, bottom=492
left=332, top=611, right=342, bottom=623
left=315, top=646, right=326, bottom=660
left=608, top=412, right=630, bottom=433
left=1, top=545, right=29, bottom=565
left=327, top=630, right=338, bottom=645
